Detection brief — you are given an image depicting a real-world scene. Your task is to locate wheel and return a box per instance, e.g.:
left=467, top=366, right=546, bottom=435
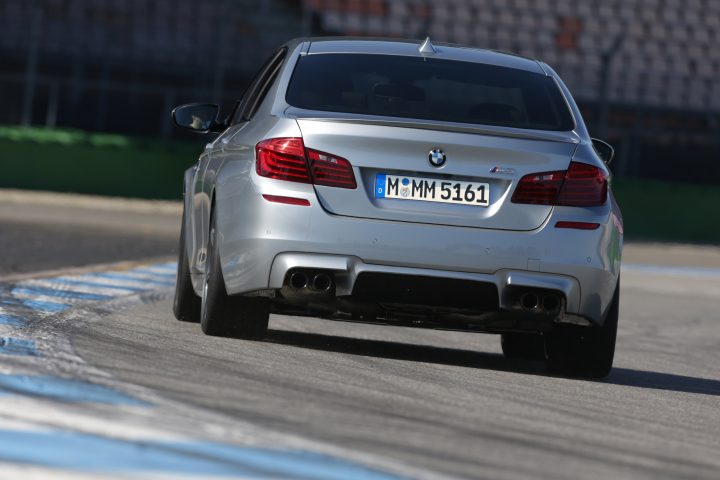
left=545, top=279, right=620, bottom=378
left=500, top=333, right=545, bottom=361
left=173, top=205, right=201, bottom=322
left=200, top=207, right=269, bottom=339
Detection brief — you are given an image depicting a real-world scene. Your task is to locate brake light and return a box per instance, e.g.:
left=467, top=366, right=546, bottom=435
left=512, top=162, right=607, bottom=206
left=557, top=162, right=608, bottom=206
left=256, top=138, right=311, bottom=183
left=307, top=149, right=357, bottom=189
left=255, top=138, right=356, bottom=189
left=511, top=171, right=565, bottom=205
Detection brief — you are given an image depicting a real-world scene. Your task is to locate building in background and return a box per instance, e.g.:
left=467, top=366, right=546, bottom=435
left=1, top=0, right=718, bottom=182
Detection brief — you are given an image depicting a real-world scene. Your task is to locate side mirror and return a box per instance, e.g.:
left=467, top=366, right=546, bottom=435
left=591, top=138, right=614, bottom=165
left=172, top=103, right=221, bottom=133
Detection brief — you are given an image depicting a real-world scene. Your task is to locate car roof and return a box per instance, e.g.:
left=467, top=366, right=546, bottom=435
left=292, top=36, right=546, bottom=75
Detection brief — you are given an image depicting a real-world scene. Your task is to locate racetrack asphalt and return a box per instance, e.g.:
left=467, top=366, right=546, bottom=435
left=1, top=189, right=719, bottom=479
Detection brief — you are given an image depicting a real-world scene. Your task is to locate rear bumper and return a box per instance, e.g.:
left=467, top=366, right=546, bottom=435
left=269, top=252, right=586, bottom=323
left=209, top=184, right=622, bottom=326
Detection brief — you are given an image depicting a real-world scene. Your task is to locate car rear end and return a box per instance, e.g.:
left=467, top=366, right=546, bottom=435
left=215, top=39, right=622, bottom=340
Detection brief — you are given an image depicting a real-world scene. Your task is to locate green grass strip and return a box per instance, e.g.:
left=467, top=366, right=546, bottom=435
left=1, top=127, right=718, bottom=243
left=612, top=178, right=720, bottom=244
left=0, top=127, right=200, bottom=199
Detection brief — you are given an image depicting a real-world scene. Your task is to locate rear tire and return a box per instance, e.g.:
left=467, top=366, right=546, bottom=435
left=200, top=207, right=269, bottom=339
left=173, top=206, right=201, bottom=322
left=500, top=333, right=545, bottom=361
left=545, top=280, right=620, bottom=379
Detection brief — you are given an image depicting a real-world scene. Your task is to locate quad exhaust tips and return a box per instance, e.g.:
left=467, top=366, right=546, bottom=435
left=520, top=291, right=561, bottom=314
left=287, top=270, right=334, bottom=293
left=311, top=273, right=332, bottom=292
left=520, top=292, right=539, bottom=310
left=290, top=271, right=308, bottom=289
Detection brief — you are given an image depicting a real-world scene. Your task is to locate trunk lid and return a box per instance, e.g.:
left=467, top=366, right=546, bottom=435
left=296, top=117, right=578, bottom=231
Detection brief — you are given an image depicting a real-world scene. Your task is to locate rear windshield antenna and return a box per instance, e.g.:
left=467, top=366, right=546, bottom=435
left=419, top=37, right=437, bottom=55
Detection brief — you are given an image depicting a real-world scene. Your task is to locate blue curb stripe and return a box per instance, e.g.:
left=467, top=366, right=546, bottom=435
left=21, top=299, right=70, bottom=313
left=130, top=268, right=175, bottom=278
left=0, top=375, right=149, bottom=406
left=52, top=278, right=146, bottom=292
left=153, top=266, right=177, bottom=273
left=12, top=286, right=113, bottom=302
left=153, top=262, right=177, bottom=269
left=0, top=299, right=69, bottom=313
left=144, top=262, right=176, bottom=271
left=0, top=314, right=25, bottom=326
left=89, top=272, right=174, bottom=286
left=0, top=429, right=404, bottom=479
left=0, top=338, right=39, bottom=356
left=167, top=441, right=406, bottom=480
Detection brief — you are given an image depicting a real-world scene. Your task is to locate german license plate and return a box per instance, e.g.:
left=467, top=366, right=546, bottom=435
left=375, top=174, right=490, bottom=207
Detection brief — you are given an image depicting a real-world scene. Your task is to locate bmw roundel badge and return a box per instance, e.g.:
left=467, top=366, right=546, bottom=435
left=428, top=148, right=446, bottom=167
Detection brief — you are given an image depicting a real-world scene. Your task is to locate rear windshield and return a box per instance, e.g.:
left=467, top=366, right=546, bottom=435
left=286, top=53, right=574, bottom=131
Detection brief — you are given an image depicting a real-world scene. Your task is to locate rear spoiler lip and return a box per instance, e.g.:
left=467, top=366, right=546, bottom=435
left=284, top=107, right=581, bottom=144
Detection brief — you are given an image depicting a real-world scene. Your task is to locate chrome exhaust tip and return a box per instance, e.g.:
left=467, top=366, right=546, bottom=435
left=311, top=273, right=332, bottom=292
left=520, top=292, right=540, bottom=310
left=289, top=271, right=308, bottom=289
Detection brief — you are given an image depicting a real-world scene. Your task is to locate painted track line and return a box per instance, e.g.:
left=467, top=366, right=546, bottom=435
left=22, top=279, right=142, bottom=297
left=0, top=257, right=176, bottom=283
left=6, top=257, right=712, bottom=479
left=0, top=260, right=420, bottom=480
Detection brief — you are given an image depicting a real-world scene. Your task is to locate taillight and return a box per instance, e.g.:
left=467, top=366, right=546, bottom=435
left=556, top=162, right=608, bottom=206
left=511, top=171, right=565, bottom=205
left=255, top=138, right=356, bottom=189
left=512, top=162, right=607, bottom=207
left=306, top=149, right=357, bottom=189
left=255, top=138, right=311, bottom=183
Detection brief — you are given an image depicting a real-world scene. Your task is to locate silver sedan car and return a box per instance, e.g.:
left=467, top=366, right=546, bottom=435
left=171, top=37, right=623, bottom=378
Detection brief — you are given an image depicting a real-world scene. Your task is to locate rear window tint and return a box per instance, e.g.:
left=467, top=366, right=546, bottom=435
left=286, top=53, right=574, bottom=131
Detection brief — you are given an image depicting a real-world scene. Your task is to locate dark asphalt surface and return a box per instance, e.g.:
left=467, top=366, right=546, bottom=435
left=0, top=219, right=177, bottom=276
left=0, top=191, right=179, bottom=276
left=3, top=190, right=720, bottom=479
left=70, top=284, right=720, bottom=479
